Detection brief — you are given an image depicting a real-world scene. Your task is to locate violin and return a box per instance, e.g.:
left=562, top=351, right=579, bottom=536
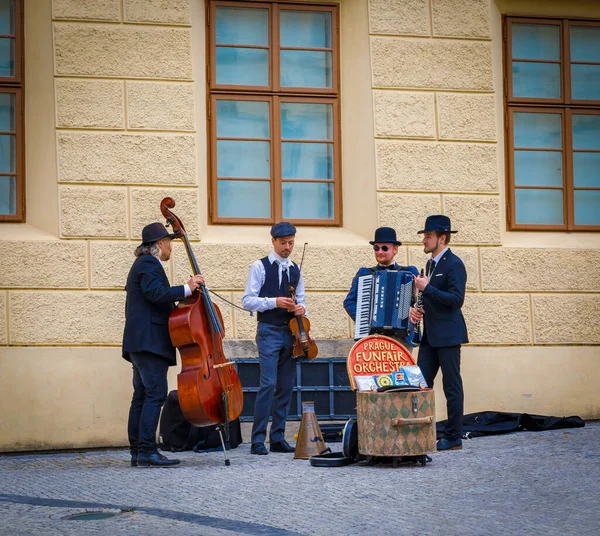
left=160, top=197, right=244, bottom=431
left=288, top=284, right=318, bottom=361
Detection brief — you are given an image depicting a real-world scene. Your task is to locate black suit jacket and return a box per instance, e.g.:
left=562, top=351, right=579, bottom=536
left=122, top=254, right=186, bottom=365
left=422, top=249, right=469, bottom=348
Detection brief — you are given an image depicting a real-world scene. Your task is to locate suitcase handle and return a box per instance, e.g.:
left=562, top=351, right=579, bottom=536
left=391, top=416, right=434, bottom=426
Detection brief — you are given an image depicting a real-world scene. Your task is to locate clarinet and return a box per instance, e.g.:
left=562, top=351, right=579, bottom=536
left=406, top=268, right=425, bottom=346
left=413, top=268, right=425, bottom=344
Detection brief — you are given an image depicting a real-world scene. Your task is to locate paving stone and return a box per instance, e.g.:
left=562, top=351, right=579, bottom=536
left=0, top=424, right=599, bottom=535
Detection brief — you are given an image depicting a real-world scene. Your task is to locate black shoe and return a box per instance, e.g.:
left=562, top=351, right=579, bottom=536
left=250, top=443, right=268, bottom=455
left=137, top=451, right=181, bottom=467
left=437, top=438, right=463, bottom=451
left=269, top=440, right=295, bottom=453
left=131, top=453, right=138, bottom=467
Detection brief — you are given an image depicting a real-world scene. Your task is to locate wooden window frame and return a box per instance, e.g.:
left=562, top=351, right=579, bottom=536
left=207, top=0, right=342, bottom=226
left=0, top=0, right=24, bottom=223
left=504, top=16, right=600, bottom=232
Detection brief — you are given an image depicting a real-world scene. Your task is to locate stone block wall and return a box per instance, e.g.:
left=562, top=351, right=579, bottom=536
left=1, top=0, right=599, bottom=451
left=369, top=0, right=600, bottom=347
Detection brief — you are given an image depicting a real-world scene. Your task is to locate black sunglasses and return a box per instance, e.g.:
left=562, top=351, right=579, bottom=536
left=373, top=245, right=390, bottom=252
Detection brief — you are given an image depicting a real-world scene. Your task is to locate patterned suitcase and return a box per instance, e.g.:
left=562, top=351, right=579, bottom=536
left=356, top=390, right=436, bottom=458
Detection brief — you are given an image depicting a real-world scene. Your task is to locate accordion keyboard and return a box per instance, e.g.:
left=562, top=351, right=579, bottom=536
left=354, top=274, right=373, bottom=340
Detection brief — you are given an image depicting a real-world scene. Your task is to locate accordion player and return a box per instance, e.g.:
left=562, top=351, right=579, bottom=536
left=353, top=269, right=416, bottom=341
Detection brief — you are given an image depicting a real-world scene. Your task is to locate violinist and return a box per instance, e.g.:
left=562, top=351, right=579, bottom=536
left=241, top=222, right=306, bottom=456
left=122, top=222, right=205, bottom=468
left=344, top=226, right=419, bottom=351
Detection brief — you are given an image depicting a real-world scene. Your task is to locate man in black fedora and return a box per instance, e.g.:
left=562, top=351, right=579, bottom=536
left=344, top=226, right=419, bottom=350
left=409, top=215, right=468, bottom=451
left=123, top=222, right=205, bottom=467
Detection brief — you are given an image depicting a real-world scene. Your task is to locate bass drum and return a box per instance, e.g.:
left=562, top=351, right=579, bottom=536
left=309, top=419, right=360, bottom=468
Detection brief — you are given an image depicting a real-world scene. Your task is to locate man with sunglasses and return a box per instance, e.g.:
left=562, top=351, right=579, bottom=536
left=344, top=227, right=419, bottom=350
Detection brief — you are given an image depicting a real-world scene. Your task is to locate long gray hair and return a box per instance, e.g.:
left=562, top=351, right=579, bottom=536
left=134, top=241, right=161, bottom=259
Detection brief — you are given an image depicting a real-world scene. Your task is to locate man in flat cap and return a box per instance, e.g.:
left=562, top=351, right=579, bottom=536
left=242, top=222, right=307, bottom=455
left=409, top=215, right=468, bottom=451
left=344, top=226, right=419, bottom=350
left=123, top=222, right=205, bottom=467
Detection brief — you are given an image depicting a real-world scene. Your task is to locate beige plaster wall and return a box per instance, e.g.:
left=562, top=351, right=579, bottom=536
left=0, top=0, right=599, bottom=452
left=1, top=344, right=597, bottom=451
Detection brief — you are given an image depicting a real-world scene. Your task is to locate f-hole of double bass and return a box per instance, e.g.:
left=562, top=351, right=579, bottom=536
left=203, top=354, right=213, bottom=380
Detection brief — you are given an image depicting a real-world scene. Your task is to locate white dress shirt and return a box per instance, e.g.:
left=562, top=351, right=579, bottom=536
left=242, top=251, right=307, bottom=314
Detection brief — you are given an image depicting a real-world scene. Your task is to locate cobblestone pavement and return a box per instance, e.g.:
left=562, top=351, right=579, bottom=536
left=1, top=423, right=599, bottom=536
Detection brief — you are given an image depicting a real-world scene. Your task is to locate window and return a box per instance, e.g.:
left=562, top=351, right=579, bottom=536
left=505, top=17, right=600, bottom=231
left=207, top=1, right=341, bottom=225
left=0, top=0, right=23, bottom=222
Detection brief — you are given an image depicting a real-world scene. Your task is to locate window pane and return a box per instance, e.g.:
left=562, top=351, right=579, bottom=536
left=215, top=7, right=268, bottom=46
left=281, top=103, right=333, bottom=140
left=280, top=10, right=331, bottom=48
left=0, top=175, right=16, bottom=215
left=514, top=151, right=562, bottom=187
left=574, top=190, right=600, bottom=225
left=0, top=133, right=15, bottom=172
left=216, top=100, right=269, bottom=138
left=515, top=189, right=563, bottom=225
left=570, top=26, right=600, bottom=62
left=512, top=62, right=560, bottom=98
left=572, top=114, right=600, bottom=150
left=0, top=0, right=15, bottom=35
left=512, top=23, right=560, bottom=61
left=282, top=182, right=334, bottom=219
left=282, top=142, right=333, bottom=180
left=0, top=92, right=15, bottom=130
left=514, top=112, right=562, bottom=149
left=217, top=140, right=270, bottom=178
left=281, top=50, right=332, bottom=88
left=216, top=47, right=268, bottom=86
left=218, top=180, right=270, bottom=218
left=571, top=64, right=600, bottom=101
left=573, top=153, right=600, bottom=188
left=0, top=37, right=14, bottom=77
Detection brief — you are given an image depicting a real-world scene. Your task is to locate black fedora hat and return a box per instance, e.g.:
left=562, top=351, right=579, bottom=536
left=417, top=215, right=458, bottom=234
left=141, top=222, right=176, bottom=244
left=369, top=227, right=402, bottom=246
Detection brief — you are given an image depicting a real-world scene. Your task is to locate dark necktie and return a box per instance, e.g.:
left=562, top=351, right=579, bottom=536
left=426, top=259, right=436, bottom=277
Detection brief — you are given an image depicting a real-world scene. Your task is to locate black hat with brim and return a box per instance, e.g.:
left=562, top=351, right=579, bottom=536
left=369, top=226, right=402, bottom=246
left=417, top=215, right=458, bottom=234
left=141, top=222, right=176, bottom=244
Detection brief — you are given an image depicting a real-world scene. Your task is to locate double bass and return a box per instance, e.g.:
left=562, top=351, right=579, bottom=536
left=160, top=197, right=243, bottom=438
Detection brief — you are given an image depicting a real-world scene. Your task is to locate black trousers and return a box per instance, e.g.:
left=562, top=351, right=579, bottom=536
left=417, top=339, right=464, bottom=440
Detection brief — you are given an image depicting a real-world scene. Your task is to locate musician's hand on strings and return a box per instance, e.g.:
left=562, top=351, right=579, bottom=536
left=293, top=304, right=305, bottom=316
left=187, top=274, right=205, bottom=291
left=409, top=306, right=423, bottom=324
left=276, top=297, right=296, bottom=311
left=414, top=274, right=429, bottom=291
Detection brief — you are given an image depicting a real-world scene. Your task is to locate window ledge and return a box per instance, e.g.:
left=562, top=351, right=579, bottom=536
left=0, top=223, right=59, bottom=241
left=199, top=224, right=373, bottom=246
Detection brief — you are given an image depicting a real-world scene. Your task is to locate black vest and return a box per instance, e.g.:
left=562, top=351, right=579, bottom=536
left=257, top=257, right=300, bottom=326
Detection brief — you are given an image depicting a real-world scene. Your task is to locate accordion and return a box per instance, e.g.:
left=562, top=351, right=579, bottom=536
left=354, top=269, right=414, bottom=340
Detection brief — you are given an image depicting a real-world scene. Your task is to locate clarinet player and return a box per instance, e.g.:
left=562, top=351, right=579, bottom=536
left=409, top=215, right=468, bottom=451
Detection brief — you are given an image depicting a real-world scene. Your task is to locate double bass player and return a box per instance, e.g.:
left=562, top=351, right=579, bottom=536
left=122, top=222, right=204, bottom=467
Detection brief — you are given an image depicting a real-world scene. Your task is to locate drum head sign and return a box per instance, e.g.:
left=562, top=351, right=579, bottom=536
left=346, top=335, right=415, bottom=390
